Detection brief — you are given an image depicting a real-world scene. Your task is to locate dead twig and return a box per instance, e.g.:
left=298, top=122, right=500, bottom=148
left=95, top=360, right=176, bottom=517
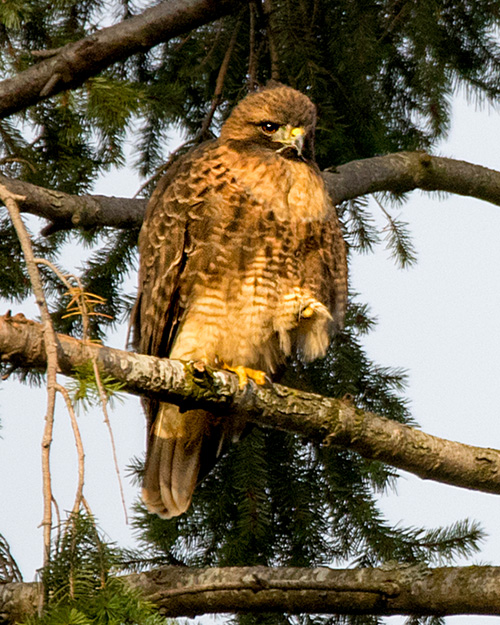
left=247, top=2, right=258, bottom=91
left=35, top=258, right=128, bottom=522
left=0, top=184, right=59, bottom=605
left=91, top=361, right=128, bottom=524
left=197, top=13, right=244, bottom=138
left=56, top=384, right=85, bottom=515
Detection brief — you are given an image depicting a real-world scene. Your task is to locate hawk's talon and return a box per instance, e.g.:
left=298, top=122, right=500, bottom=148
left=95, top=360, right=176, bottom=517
left=222, top=363, right=267, bottom=389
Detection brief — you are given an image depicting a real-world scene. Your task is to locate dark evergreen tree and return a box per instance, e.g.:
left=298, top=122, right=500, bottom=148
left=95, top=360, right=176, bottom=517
left=0, top=0, right=499, bottom=622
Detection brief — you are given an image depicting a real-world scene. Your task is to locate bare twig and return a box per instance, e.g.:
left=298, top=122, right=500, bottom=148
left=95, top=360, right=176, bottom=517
left=29, top=48, right=63, bottom=59
left=198, top=14, right=244, bottom=138
left=247, top=2, right=258, bottom=90
left=55, top=384, right=85, bottom=515
left=50, top=496, right=61, bottom=538
left=0, top=185, right=59, bottom=594
left=0, top=156, right=37, bottom=172
left=91, top=360, right=128, bottom=523
left=35, top=258, right=127, bottom=520
left=82, top=497, right=94, bottom=517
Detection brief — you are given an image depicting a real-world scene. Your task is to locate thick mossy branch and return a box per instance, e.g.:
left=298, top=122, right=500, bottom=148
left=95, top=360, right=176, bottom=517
left=2, top=153, right=500, bottom=232
left=2, top=312, right=500, bottom=497
left=4, top=565, right=500, bottom=619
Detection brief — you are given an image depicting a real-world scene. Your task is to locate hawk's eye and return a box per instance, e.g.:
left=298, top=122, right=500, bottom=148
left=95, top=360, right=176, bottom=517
left=260, top=121, right=280, bottom=135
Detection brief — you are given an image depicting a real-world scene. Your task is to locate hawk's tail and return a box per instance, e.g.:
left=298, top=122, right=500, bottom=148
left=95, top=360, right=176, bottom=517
left=142, top=403, right=208, bottom=519
left=142, top=403, right=234, bottom=518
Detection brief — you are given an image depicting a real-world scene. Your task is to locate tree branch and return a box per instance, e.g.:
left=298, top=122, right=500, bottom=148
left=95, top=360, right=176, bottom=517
left=0, top=0, right=245, bottom=119
left=4, top=564, right=500, bottom=620
left=2, top=312, right=500, bottom=497
left=0, top=173, right=147, bottom=232
left=323, top=151, right=500, bottom=206
left=3, top=152, right=500, bottom=233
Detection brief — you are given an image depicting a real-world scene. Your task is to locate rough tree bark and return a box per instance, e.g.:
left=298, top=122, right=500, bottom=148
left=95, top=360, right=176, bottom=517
left=3, top=565, right=500, bottom=620
left=1, top=312, right=500, bottom=497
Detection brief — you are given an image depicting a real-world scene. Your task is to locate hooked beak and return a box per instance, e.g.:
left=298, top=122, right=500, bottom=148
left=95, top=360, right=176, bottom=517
left=275, top=125, right=305, bottom=155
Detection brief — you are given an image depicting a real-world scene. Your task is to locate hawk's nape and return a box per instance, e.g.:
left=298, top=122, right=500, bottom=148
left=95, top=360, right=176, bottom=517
left=132, top=83, right=348, bottom=519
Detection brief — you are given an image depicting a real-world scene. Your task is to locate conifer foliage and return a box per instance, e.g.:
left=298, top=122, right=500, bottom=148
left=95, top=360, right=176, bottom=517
left=22, top=514, right=167, bottom=625
left=1, top=0, right=500, bottom=622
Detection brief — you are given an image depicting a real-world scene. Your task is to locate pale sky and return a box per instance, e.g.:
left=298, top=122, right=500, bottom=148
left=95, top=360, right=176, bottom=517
left=352, top=92, right=500, bottom=625
left=1, top=91, right=500, bottom=624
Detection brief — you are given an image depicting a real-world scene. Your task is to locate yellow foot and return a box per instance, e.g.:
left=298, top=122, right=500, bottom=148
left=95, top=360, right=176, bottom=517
left=222, top=364, right=267, bottom=389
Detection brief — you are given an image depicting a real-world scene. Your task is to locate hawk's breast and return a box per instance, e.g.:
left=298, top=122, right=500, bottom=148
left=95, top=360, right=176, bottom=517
left=168, top=145, right=342, bottom=371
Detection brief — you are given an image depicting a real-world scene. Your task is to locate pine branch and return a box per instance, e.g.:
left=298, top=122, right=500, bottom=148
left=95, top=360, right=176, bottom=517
left=4, top=564, right=500, bottom=619
left=2, top=312, right=500, bottom=499
left=0, top=0, right=245, bottom=120
left=2, top=152, right=500, bottom=233
left=0, top=534, right=22, bottom=584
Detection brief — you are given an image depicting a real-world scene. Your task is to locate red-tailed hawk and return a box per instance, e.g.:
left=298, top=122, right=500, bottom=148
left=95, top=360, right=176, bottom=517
left=132, top=84, right=348, bottom=518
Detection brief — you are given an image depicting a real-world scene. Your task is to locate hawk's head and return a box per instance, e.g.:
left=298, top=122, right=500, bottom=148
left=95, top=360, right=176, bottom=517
left=219, top=84, right=317, bottom=162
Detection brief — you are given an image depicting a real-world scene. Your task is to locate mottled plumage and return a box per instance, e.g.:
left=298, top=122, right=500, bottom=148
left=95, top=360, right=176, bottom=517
left=132, top=84, right=348, bottom=518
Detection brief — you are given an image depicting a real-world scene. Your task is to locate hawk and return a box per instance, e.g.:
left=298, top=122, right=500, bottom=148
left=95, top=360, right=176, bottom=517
left=132, top=84, right=348, bottom=518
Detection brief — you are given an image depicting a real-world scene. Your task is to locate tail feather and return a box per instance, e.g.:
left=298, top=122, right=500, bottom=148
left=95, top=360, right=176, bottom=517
left=142, top=402, right=247, bottom=518
left=142, top=404, right=208, bottom=519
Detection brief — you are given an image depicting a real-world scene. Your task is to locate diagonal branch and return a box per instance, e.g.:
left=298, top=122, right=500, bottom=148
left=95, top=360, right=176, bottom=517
left=2, top=312, right=500, bottom=498
left=0, top=0, right=245, bottom=119
left=4, top=565, right=500, bottom=618
left=2, top=152, right=500, bottom=233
